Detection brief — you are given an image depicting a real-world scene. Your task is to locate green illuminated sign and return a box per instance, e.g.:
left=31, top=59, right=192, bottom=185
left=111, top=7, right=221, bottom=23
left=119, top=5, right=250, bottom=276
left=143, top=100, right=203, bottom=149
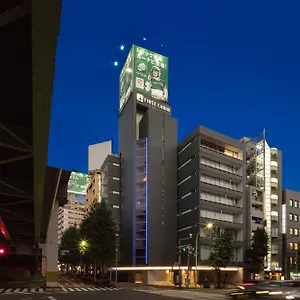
left=119, top=45, right=169, bottom=111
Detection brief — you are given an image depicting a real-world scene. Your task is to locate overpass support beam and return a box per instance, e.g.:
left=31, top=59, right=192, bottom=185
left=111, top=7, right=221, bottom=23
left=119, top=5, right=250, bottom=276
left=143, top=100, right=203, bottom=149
left=45, top=199, right=59, bottom=288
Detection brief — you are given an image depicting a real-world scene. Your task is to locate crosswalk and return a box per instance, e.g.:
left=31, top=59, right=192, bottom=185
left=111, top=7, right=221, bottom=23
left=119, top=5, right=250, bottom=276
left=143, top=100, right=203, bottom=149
left=61, top=287, right=122, bottom=293
left=0, top=286, right=121, bottom=294
left=135, top=288, right=229, bottom=300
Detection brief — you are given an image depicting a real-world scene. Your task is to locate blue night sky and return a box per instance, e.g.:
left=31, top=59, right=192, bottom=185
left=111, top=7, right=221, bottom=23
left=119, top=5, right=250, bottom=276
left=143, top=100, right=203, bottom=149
left=48, top=0, right=300, bottom=191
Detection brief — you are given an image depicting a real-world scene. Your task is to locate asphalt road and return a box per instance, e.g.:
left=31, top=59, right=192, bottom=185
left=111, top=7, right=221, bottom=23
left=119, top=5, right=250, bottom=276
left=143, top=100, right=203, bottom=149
left=0, top=288, right=230, bottom=300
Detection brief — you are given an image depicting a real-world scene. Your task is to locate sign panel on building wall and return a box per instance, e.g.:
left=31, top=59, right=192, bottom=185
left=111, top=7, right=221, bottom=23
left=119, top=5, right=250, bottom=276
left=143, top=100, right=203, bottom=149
left=67, top=172, right=90, bottom=195
left=119, top=45, right=169, bottom=112
left=282, top=204, right=286, bottom=234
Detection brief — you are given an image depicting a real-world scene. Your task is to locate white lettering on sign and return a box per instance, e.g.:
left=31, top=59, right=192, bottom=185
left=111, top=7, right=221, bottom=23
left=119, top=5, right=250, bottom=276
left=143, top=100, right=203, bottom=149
left=136, top=93, right=171, bottom=113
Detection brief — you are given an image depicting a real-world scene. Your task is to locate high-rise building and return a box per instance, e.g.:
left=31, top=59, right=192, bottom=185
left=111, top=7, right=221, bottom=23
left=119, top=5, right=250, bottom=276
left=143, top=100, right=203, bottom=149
left=85, top=170, right=101, bottom=209
left=177, top=126, right=246, bottom=267
left=118, top=45, right=178, bottom=267
left=58, top=172, right=89, bottom=244
left=282, top=189, right=300, bottom=279
left=242, top=131, right=282, bottom=279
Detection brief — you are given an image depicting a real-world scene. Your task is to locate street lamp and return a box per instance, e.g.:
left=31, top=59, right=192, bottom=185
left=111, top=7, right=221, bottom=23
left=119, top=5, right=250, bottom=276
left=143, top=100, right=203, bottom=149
left=195, top=222, right=213, bottom=286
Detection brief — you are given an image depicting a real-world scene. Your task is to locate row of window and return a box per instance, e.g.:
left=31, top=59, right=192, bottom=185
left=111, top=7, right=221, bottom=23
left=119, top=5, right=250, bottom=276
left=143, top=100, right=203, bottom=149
left=200, top=157, right=239, bottom=175
left=290, top=228, right=299, bottom=236
left=290, top=199, right=300, bottom=208
left=201, top=192, right=239, bottom=207
left=200, top=175, right=241, bottom=192
left=200, top=209, right=236, bottom=223
left=289, top=242, right=300, bottom=250
left=290, top=213, right=300, bottom=222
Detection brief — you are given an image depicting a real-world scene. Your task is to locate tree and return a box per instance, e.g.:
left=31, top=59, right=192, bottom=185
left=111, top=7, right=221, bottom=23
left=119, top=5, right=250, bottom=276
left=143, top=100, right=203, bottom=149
left=245, top=228, right=269, bottom=277
left=209, top=230, right=233, bottom=288
left=79, top=201, right=116, bottom=282
left=59, top=226, right=81, bottom=270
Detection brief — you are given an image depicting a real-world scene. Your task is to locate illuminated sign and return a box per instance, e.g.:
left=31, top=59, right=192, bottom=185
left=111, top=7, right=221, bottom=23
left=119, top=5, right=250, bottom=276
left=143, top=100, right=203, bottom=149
left=282, top=204, right=286, bottom=234
left=136, top=93, right=171, bottom=114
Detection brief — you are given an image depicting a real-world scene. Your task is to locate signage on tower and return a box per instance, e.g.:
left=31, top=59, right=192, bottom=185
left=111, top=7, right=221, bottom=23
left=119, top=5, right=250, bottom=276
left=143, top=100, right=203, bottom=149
left=119, top=45, right=169, bottom=112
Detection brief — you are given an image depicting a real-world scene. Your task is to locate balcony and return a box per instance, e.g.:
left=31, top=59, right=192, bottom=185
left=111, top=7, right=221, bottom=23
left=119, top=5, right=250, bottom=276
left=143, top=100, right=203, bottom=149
left=271, top=161, right=278, bottom=171
left=271, top=177, right=278, bottom=188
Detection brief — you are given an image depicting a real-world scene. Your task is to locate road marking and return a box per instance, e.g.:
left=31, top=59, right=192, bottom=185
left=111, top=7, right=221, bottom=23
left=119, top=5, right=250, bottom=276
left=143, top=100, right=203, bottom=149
left=0, top=289, right=3, bottom=293
left=22, top=288, right=28, bottom=293
left=62, top=288, right=68, bottom=292
left=48, top=296, right=57, bottom=300
left=5, top=289, right=12, bottom=293
left=94, top=288, right=101, bottom=291
left=31, top=288, right=35, bottom=293
left=38, top=288, right=44, bottom=293
left=68, top=288, right=75, bottom=291
left=87, top=288, right=95, bottom=291
left=75, top=288, right=81, bottom=291
left=15, top=288, right=21, bottom=292
left=81, top=288, right=89, bottom=291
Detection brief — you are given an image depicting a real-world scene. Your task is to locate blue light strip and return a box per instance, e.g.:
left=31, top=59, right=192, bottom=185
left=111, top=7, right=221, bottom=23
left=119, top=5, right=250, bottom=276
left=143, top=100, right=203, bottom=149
left=145, top=137, right=148, bottom=264
left=133, top=142, right=136, bottom=265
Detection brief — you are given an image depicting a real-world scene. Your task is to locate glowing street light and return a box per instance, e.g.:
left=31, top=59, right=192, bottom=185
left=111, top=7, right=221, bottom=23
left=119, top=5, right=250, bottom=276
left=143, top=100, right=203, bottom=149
left=79, top=240, right=89, bottom=254
left=206, top=222, right=213, bottom=229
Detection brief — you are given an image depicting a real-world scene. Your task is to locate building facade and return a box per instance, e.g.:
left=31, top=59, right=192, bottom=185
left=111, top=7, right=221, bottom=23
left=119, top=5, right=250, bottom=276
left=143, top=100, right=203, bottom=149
left=85, top=170, right=101, bottom=209
left=177, top=126, right=246, bottom=267
left=282, top=189, right=300, bottom=279
left=119, top=45, right=178, bottom=267
left=58, top=199, right=86, bottom=244
left=242, top=131, right=282, bottom=279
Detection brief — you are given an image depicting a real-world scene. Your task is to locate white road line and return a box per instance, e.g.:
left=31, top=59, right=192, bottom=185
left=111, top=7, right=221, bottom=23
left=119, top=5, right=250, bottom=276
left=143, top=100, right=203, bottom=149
left=62, top=288, right=68, bottom=292
left=68, top=288, right=75, bottom=291
left=61, top=277, right=80, bottom=287
left=87, top=288, right=95, bottom=291
left=0, top=289, right=3, bottom=293
left=5, top=289, right=12, bottom=293
left=38, top=288, right=44, bottom=293
left=81, top=288, right=89, bottom=291
left=94, top=288, right=101, bottom=291
left=14, top=288, right=21, bottom=292
left=22, top=288, right=28, bottom=293
left=48, top=296, right=57, bottom=300
left=75, top=288, right=81, bottom=291
left=31, top=288, right=35, bottom=293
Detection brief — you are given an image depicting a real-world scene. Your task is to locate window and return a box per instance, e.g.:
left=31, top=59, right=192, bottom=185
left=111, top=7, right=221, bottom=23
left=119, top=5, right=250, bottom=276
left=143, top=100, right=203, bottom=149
left=290, top=228, right=294, bottom=235
left=295, top=229, right=299, bottom=236
left=290, top=213, right=294, bottom=221
left=290, top=242, right=294, bottom=250
left=295, top=215, right=299, bottom=222
left=295, top=201, right=299, bottom=208
left=295, top=243, right=299, bottom=250
left=290, top=199, right=294, bottom=207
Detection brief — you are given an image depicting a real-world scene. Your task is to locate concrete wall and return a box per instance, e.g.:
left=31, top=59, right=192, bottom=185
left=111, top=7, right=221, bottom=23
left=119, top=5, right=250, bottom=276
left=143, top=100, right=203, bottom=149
left=119, top=94, right=136, bottom=265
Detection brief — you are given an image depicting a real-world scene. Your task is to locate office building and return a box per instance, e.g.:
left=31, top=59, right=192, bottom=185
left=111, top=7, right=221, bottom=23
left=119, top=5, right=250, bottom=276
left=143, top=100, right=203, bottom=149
left=177, top=126, right=246, bottom=267
left=282, top=189, right=300, bottom=279
left=99, top=154, right=121, bottom=228
left=118, top=45, right=178, bottom=267
left=242, top=131, right=282, bottom=279
left=58, top=172, right=88, bottom=244
left=85, top=170, right=101, bottom=209
left=58, top=199, right=86, bottom=244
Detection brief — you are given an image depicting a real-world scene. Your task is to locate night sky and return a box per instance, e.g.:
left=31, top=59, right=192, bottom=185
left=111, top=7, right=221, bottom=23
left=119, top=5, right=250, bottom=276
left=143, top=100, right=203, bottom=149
left=48, top=0, right=300, bottom=191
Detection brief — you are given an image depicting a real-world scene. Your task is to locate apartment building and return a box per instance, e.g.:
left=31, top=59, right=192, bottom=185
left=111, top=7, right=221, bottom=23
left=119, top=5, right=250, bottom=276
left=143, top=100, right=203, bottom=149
left=242, top=130, right=282, bottom=279
left=282, top=189, right=300, bottom=279
left=85, top=170, right=101, bottom=209
left=177, top=125, right=246, bottom=266
left=58, top=199, right=86, bottom=244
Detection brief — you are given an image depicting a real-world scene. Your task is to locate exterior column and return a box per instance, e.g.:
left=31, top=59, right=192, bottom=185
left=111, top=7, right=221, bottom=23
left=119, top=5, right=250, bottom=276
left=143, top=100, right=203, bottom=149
left=45, top=200, right=59, bottom=288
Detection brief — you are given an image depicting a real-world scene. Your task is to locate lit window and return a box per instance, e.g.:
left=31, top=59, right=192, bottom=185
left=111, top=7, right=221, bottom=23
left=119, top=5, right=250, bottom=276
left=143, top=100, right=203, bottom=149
left=295, top=229, right=299, bottom=236
left=295, top=243, right=299, bottom=250
left=290, top=214, right=294, bottom=221
left=290, top=257, right=293, bottom=265
left=290, top=199, right=294, bottom=207
left=290, top=228, right=294, bottom=235
left=295, top=201, right=299, bottom=208
left=290, top=242, right=294, bottom=250
left=295, top=215, right=299, bottom=222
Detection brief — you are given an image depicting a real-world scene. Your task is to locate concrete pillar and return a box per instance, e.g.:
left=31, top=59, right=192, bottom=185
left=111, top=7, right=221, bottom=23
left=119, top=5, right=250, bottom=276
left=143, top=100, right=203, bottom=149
left=45, top=200, right=59, bottom=288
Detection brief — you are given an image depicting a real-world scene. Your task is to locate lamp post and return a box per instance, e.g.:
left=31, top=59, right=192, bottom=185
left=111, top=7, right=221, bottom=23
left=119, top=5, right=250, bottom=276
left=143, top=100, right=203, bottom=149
left=195, top=222, right=213, bottom=287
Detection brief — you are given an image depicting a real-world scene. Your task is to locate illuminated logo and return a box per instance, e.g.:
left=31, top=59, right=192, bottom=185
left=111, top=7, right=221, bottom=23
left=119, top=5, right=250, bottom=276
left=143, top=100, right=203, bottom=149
left=136, top=77, right=144, bottom=89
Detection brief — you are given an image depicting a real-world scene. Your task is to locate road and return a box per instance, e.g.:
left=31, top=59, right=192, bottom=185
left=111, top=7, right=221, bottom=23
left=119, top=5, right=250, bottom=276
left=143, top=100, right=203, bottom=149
left=0, top=287, right=231, bottom=300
